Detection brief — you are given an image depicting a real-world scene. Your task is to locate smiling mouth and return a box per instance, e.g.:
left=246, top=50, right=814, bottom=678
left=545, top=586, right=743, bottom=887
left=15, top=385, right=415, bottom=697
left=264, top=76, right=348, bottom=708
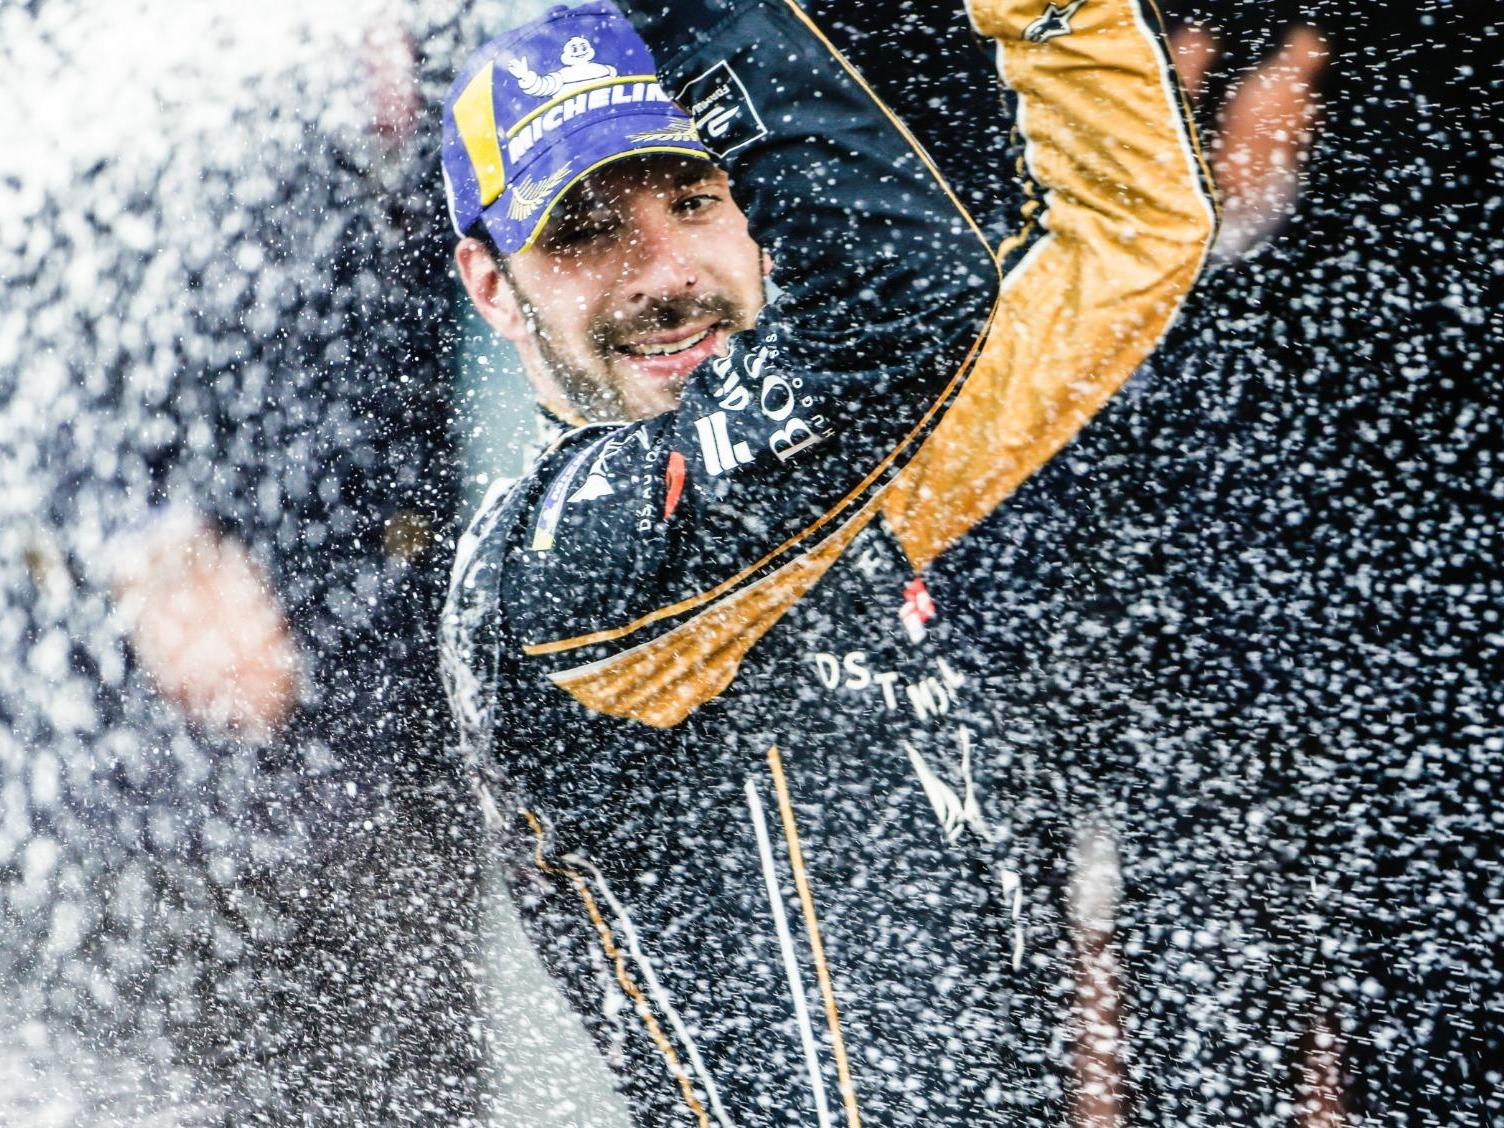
left=615, top=324, right=717, bottom=358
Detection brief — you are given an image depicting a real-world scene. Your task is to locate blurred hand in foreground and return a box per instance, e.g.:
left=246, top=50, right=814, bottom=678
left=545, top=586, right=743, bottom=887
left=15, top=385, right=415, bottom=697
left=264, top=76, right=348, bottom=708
left=114, top=512, right=301, bottom=740
left=1173, top=22, right=1331, bottom=262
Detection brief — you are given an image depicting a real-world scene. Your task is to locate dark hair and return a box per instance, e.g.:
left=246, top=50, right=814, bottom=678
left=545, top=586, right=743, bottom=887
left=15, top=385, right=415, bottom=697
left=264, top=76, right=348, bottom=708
left=464, top=222, right=507, bottom=265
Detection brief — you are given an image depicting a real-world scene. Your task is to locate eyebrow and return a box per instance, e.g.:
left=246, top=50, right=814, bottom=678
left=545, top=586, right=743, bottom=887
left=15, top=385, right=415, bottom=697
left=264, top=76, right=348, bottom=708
left=547, top=164, right=726, bottom=233
left=672, top=165, right=723, bottom=189
left=567, top=165, right=712, bottom=209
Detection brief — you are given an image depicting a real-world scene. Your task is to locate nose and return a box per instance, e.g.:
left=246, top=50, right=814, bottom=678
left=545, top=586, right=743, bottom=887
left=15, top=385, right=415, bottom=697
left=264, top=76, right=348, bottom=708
left=616, top=204, right=698, bottom=306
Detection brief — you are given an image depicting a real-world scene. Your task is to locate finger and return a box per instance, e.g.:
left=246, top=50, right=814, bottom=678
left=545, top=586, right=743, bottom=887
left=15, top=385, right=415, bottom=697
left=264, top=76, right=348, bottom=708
left=1210, top=24, right=1330, bottom=259
left=1169, top=24, right=1221, bottom=108
left=1218, top=23, right=1330, bottom=184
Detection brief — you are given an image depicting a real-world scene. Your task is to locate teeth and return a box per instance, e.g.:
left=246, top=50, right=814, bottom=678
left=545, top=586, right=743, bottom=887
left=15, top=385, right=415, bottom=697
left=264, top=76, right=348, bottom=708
left=622, top=327, right=711, bottom=357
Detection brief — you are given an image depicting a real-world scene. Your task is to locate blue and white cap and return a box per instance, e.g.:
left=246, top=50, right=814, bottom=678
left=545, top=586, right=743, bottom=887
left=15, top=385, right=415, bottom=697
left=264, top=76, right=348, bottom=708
left=441, top=2, right=710, bottom=254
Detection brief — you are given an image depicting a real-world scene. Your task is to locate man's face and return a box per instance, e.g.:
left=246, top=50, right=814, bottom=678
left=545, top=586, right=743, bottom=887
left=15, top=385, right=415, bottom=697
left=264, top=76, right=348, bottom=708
left=501, top=156, right=766, bottom=422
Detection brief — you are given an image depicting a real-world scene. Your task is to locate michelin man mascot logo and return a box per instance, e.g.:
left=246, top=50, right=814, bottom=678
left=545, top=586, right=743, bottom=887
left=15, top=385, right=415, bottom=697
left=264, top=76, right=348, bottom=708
left=508, top=36, right=618, bottom=98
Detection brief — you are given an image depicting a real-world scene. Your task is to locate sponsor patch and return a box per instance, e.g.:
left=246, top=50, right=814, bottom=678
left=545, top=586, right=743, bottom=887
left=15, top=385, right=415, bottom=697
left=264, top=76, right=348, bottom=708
left=567, top=428, right=650, bottom=504
left=678, top=60, right=768, bottom=158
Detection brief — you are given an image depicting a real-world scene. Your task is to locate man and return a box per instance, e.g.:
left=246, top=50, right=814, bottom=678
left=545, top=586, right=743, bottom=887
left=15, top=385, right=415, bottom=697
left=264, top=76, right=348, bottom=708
left=441, top=0, right=1214, bottom=1120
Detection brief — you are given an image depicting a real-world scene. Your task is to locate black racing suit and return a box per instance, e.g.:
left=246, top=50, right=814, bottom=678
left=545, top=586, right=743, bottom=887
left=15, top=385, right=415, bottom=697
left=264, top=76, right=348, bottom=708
left=442, top=0, right=1215, bottom=1121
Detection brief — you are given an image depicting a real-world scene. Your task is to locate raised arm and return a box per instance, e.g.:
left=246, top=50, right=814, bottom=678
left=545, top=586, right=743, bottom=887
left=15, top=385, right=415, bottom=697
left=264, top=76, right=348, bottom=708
left=449, top=0, right=1212, bottom=734
left=879, top=0, right=1218, bottom=568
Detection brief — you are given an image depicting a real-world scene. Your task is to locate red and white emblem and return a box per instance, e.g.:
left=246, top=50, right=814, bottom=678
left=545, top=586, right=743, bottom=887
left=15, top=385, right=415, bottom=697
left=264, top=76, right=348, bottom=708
left=899, top=576, right=936, bottom=643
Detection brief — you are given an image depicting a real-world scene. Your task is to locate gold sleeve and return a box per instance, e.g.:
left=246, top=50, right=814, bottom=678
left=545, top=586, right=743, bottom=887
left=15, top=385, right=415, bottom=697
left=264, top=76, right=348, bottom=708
left=880, top=0, right=1218, bottom=571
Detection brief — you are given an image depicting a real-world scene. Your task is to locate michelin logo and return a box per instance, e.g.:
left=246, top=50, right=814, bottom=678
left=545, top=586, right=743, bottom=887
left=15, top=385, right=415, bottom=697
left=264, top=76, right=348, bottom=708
left=508, top=36, right=617, bottom=98
left=507, top=81, right=673, bottom=164
left=678, top=60, right=768, bottom=158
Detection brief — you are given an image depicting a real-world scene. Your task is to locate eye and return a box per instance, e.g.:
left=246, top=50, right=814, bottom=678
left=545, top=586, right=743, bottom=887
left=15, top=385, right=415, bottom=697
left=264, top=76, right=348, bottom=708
left=673, top=194, right=713, bottom=220
left=673, top=187, right=724, bottom=215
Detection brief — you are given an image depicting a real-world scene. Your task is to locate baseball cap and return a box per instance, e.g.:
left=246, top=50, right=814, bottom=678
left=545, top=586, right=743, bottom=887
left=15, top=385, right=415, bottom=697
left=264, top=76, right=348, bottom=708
left=441, top=1, right=710, bottom=255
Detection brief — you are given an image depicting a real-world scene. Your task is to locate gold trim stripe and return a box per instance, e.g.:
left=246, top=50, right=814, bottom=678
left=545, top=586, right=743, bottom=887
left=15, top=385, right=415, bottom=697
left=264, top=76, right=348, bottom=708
left=767, top=746, right=863, bottom=1127
left=522, top=810, right=711, bottom=1127
left=453, top=63, right=506, bottom=208
left=546, top=494, right=876, bottom=727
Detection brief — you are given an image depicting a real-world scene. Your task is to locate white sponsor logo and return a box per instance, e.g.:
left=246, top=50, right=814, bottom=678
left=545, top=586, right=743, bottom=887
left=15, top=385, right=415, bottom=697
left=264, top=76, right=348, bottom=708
left=679, top=59, right=768, bottom=158
left=810, top=650, right=965, bottom=720
left=568, top=429, right=650, bottom=503
left=567, top=473, right=614, bottom=502
left=903, top=725, right=996, bottom=845
left=695, top=411, right=754, bottom=476
left=506, top=82, right=672, bottom=165
left=852, top=542, right=886, bottom=580
left=999, top=866, right=1025, bottom=970
left=705, top=343, right=828, bottom=465
left=508, top=37, right=617, bottom=99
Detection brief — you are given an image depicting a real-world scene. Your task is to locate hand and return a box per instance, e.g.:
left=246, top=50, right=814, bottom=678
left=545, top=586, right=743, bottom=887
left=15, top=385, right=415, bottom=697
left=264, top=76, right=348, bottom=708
left=114, top=514, right=300, bottom=740
left=1172, top=23, right=1330, bottom=262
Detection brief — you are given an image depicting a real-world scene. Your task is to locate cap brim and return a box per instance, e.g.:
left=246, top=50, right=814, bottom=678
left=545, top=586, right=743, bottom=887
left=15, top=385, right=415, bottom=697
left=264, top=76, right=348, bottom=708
left=478, top=105, right=710, bottom=255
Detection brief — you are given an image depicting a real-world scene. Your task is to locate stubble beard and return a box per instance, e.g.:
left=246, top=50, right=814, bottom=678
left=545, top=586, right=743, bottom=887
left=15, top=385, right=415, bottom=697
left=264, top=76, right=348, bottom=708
left=517, top=285, right=755, bottom=423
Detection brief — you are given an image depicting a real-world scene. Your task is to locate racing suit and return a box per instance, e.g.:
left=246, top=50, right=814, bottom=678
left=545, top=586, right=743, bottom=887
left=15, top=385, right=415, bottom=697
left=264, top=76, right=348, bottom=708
left=442, top=0, right=1215, bottom=1121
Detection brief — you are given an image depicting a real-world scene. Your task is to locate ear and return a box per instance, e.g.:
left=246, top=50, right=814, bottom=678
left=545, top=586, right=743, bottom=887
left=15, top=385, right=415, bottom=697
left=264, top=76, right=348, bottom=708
left=455, top=237, right=529, bottom=343
left=761, top=248, right=774, bottom=278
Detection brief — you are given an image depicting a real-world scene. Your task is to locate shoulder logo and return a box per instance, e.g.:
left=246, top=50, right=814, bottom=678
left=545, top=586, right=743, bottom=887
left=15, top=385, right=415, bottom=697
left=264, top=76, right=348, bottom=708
left=567, top=473, right=614, bottom=503
left=677, top=60, right=768, bottom=159
left=507, top=36, right=617, bottom=99
left=566, top=428, right=650, bottom=503
left=1023, top=0, right=1086, bottom=43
